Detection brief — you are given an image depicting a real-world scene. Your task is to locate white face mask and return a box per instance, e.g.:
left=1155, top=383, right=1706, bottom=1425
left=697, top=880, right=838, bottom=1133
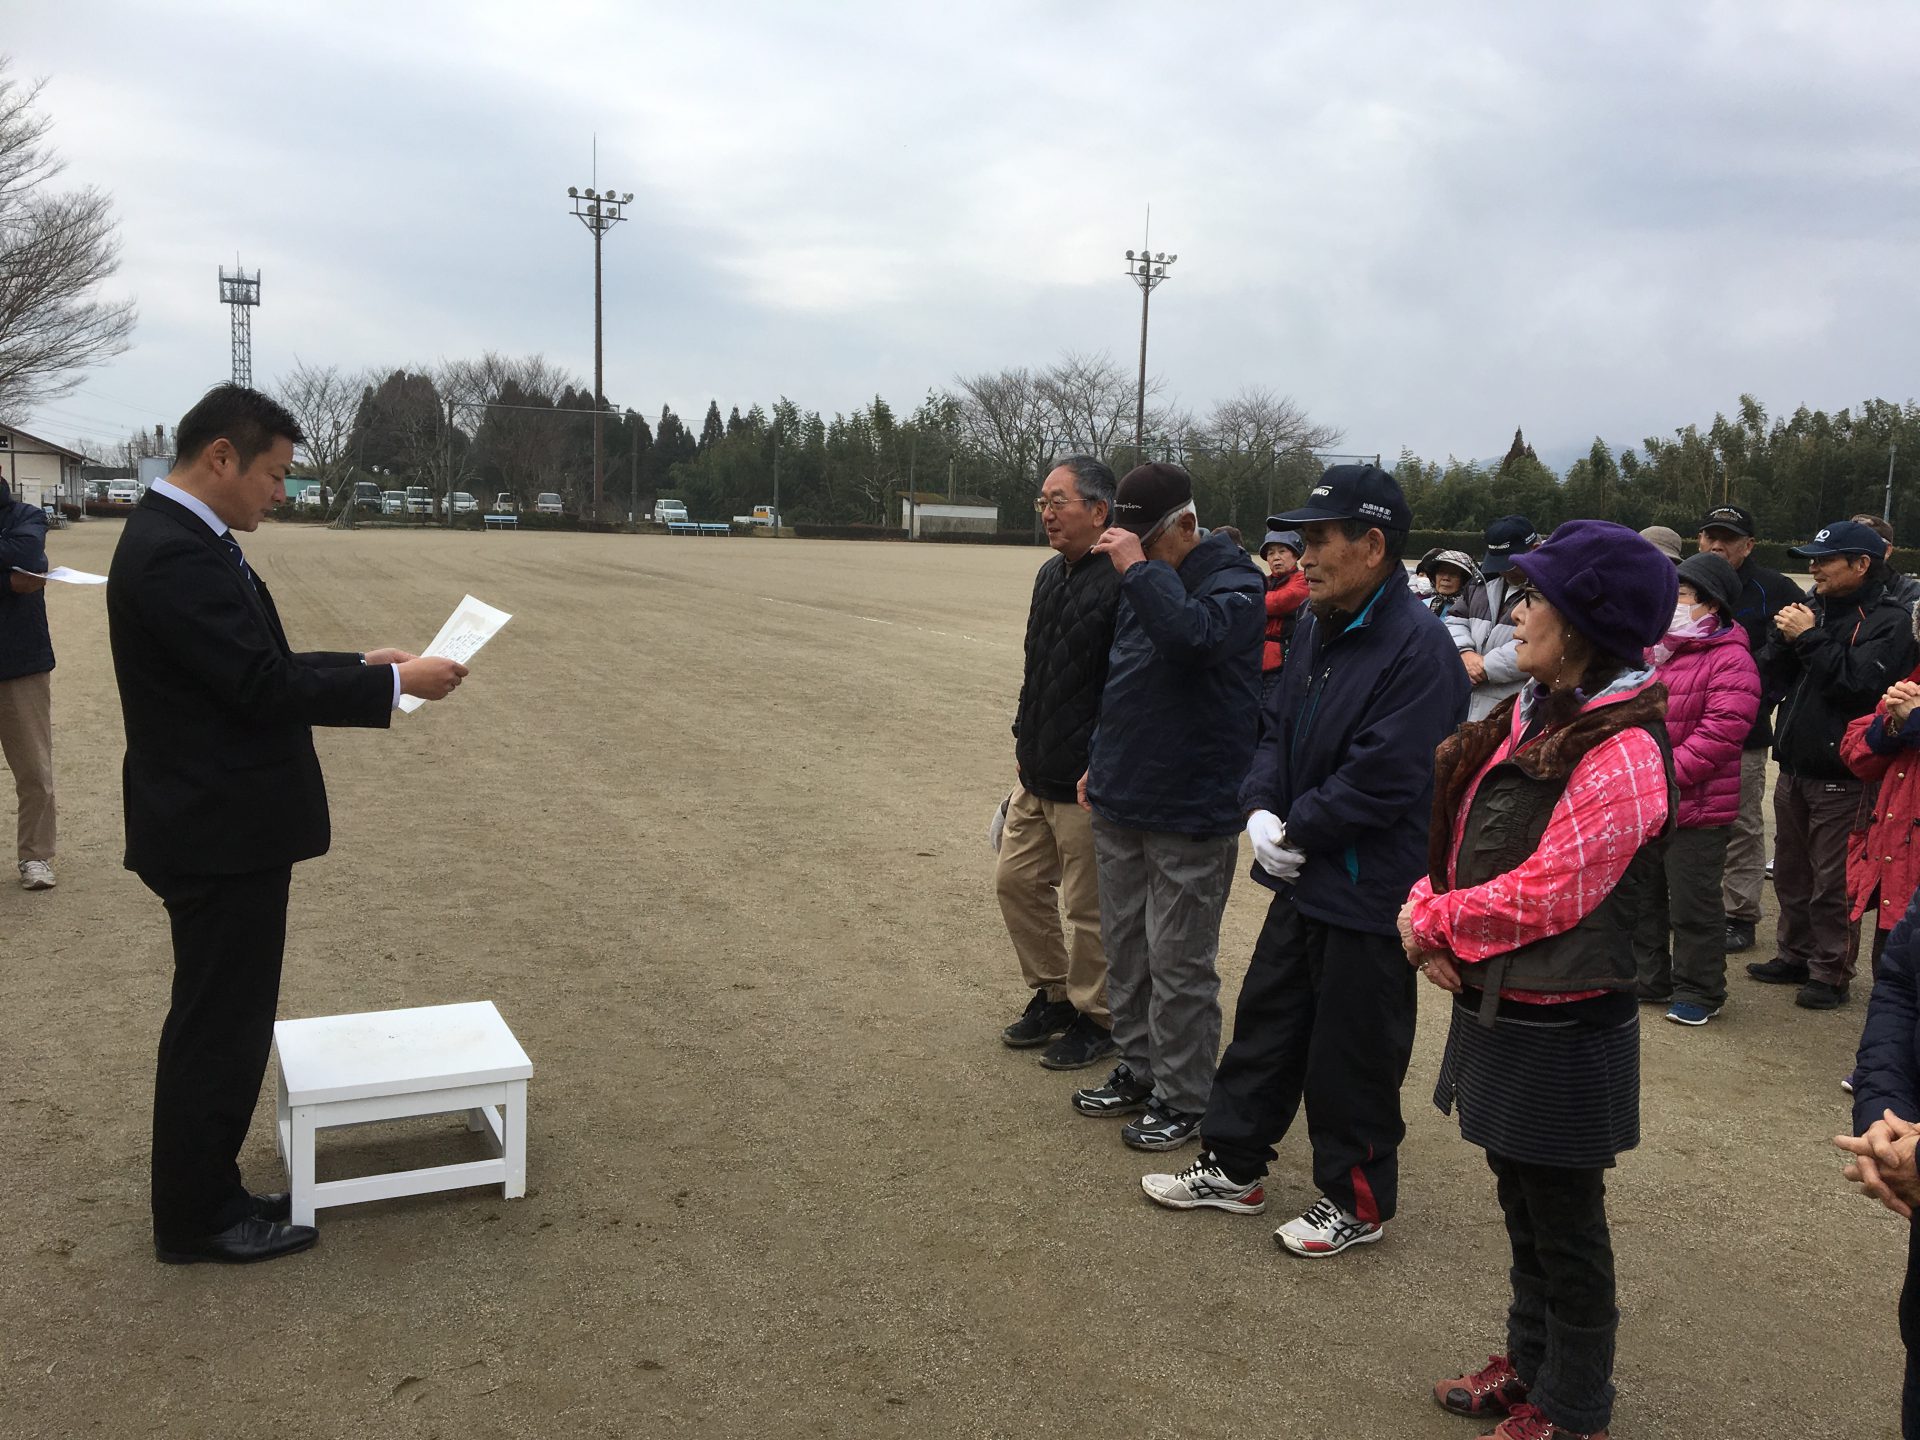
left=1670, top=602, right=1694, bottom=631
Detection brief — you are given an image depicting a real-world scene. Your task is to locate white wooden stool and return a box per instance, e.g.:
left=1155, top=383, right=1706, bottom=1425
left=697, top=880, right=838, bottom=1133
left=273, top=1001, right=532, bottom=1228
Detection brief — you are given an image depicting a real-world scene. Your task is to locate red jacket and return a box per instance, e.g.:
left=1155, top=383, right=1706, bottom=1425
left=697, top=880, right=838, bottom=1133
left=1262, top=569, right=1309, bottom=672
left=1843, top=668, right=1920, bottom=931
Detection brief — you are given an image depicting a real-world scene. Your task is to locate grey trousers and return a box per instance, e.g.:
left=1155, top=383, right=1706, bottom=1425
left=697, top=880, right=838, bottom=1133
left=1721, top=747, right=1770, bottom=926
left=1773, top=772, right=1862, bottom=984
left=1632, top=825, right=1732, bottom=1009
left=1090, top=816, right=1239, bottom=1116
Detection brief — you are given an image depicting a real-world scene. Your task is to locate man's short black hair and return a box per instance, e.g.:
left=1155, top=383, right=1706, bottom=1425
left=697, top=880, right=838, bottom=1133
left=1051, top=454, right=1116, bottom=514
left=175, top=384, right=305, bottom=468
left=1336, top=516, right=1408, bottom=561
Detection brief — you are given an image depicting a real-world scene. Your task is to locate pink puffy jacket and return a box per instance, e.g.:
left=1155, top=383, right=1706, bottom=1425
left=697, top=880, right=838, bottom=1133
left=1646, top=622, right=1761, bottom=829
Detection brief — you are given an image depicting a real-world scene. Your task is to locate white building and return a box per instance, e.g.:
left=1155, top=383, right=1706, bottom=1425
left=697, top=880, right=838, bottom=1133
left=898, top=491, right=999, bottom=539
left=0, top=425, right=85, bottom=510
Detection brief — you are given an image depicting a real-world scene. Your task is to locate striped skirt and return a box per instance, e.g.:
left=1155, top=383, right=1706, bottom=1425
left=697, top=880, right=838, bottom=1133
left=1433, top=989, right=1640, bottom=1168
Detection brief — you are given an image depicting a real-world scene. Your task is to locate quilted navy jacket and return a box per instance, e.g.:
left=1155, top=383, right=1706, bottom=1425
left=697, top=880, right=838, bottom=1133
left=1855, top=888, right=1920, bottom=1133
left=1240, top=568, right=1469, bottom=936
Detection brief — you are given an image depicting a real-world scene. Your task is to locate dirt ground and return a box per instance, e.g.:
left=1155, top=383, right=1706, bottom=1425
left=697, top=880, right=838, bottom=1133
left=0, top=521, right=1899, bottom=1438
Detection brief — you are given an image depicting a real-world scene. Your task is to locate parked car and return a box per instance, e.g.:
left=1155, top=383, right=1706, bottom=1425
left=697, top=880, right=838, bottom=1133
left=353, top=481, right=383, bottom=512
left=449, top=491, right=479, bottom=514
left=535, top=492, right=564, bottom=515
left=381, top=490, right=406, bottom=515
left=730, top=504, right=781, bottom=527
left=652, top=499, right=690, bottom=525
left=405, top=485, right=432, bottom=515
left=107, top=480, right=140, bottom=506
left=492, top=492, right=519, bottom=513
left=291, top=481, right=328, bottom=510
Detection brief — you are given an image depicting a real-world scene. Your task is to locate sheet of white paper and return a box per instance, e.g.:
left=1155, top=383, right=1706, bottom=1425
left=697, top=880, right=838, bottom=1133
left=11, top=565, right=107, bottom=585
left=397, top=593, right=512, bottom=714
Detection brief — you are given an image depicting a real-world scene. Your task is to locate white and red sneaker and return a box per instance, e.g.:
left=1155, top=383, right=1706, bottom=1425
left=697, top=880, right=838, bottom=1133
left=1140, top=1157, right=1266, bottom=1214
left=1273, top=1195, right=1382, bottom=1258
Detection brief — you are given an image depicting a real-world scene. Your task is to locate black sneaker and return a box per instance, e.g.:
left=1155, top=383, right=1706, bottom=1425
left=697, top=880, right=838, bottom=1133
left=1122, top=1104, right=1202, bottom=1152
left=1071, top=1062, right=1153, bottom=1116
left=1038, top=1014, right=1118, bottom=1071
left=1001, top=992, right=1076, bottom=1048
left=1796, top=979, right=1850, bottom=1010
left=1724, top=922, right=1756, bottom=953
left=1747, top=957, right=1809, bottom=985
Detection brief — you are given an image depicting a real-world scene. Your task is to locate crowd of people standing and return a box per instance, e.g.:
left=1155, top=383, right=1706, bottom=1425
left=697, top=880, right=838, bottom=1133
left=991, top=456, right=1920, bottom=1439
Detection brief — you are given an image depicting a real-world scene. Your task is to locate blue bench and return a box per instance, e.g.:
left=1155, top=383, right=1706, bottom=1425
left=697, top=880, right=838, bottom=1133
left=668, top=522, right=732, bottom=537
left=483, top=514, right=518, bottom=530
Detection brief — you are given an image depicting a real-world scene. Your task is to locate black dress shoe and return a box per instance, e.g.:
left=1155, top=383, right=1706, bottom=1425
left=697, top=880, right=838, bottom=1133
left=155, top=1217, right=318, bottom=1265
left=249, top=1192, right=292, bottom=1223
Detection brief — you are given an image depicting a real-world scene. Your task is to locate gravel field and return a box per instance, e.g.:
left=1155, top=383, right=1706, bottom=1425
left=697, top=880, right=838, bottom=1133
left=0, top=520, right=1895, bottom=1438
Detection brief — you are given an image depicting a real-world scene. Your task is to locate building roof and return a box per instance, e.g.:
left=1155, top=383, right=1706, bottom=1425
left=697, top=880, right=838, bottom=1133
left=0, top=423, right=87, bottom=462
left=896, top=490, right=997, bottom=509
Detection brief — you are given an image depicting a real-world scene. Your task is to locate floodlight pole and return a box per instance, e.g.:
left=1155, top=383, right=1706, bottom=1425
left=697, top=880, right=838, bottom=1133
left=569, top=183, right=633, bottom=519
left=1124, top=231, right=1177, bottom=461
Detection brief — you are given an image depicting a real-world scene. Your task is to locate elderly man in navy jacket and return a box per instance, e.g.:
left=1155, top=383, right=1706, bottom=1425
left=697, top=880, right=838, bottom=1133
left=1141, top=464, right=1468, bottom=1258
left=1068, top=463, right=1266, bottom=1153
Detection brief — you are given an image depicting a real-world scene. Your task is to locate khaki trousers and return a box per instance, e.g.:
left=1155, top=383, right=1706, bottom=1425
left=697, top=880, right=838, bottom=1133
left=0, top=670, right=55, bottom=863
left=995, top=786, right=1108, bottom=1025
left=1721, top=746, right=1770, bottom=926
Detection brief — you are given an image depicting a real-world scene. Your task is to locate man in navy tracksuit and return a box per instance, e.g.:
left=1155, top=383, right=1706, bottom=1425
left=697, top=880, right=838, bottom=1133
left=1140, top=464, right=1469, bottom=1257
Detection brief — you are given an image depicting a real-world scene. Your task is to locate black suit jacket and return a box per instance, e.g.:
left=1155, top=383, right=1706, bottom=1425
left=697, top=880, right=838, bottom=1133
left=107, top=491, right=394, bottom=876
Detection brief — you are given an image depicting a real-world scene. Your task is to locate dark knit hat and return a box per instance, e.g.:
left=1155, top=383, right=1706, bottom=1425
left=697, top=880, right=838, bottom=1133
left=1509, top=519, right=1679, bottom=662
left=1112, top=462, right=1193, bottom=536
left=1676, top=551, right=1741, bottom=617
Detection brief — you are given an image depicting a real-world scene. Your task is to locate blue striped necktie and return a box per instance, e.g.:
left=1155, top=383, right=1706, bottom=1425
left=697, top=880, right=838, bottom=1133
left=220, top=533, right=256, bottom=587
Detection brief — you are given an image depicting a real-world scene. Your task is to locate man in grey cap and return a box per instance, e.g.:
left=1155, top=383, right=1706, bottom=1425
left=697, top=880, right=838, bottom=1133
left=1069, top=462, right=1265, bottom=1152
left=1695, top=503, right=1803, bottom=955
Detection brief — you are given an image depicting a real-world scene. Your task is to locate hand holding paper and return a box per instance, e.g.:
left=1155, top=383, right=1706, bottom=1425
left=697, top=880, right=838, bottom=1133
left=396, top=594, right=511, bottom=714
left=11, top=565, right=106, bottom=586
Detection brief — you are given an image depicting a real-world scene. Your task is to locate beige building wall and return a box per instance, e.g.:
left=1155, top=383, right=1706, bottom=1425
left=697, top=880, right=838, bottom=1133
left=0, top=432, right=83, bottom=510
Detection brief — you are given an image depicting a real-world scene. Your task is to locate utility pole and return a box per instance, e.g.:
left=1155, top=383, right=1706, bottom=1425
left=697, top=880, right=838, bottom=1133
left=630, top=416, right=640, bottom=523
left=568, top=170, right=632, bottom=520
left=1888, top=443, right=1899, bottom=523
left=1124, top=214, right=1177, bottom=461
left=772, top=421, right=782, bottom=535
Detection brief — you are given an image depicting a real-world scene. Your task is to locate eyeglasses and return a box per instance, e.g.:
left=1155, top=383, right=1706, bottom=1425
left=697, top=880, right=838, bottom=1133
left=1034, top=495, right=1088, bottom=514
left=1507, top=581, right=1541, bottom=609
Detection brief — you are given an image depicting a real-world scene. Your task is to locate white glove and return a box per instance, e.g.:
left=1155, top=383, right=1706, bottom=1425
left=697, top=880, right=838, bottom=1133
left=1247, top=810, right=1305, bottom=880
left=989, top=791, right=1014, bottom=853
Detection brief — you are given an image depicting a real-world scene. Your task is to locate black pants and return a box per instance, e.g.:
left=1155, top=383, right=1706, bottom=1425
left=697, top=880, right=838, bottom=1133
left=1488, top=1151, right=1618, bottom=1435
left=1201, top=892, right=1415, bottom=1223
left=1903, top=1215, right=1920, bottom=1437
left=1631, top=823, right=1732, bottom=1009
left=144, top=865, right=292, bottom=1243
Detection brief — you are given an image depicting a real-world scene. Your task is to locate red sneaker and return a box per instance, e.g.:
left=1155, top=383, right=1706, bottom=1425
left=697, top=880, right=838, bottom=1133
left=1433, top=1354, right=1528, bottom=1417
left=1483, top=1403, right=1609, bottom=1440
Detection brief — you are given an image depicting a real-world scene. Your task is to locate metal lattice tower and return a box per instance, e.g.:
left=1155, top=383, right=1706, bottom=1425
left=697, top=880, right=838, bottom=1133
left=218, top=263, right=261, bottom=386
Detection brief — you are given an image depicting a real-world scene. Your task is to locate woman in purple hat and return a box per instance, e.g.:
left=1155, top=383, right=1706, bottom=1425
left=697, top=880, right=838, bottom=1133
left=1397, top=520, right=1679, bottom=1440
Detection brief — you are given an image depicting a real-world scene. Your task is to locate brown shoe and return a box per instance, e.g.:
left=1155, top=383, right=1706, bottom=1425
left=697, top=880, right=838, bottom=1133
left=1483, top=1403, right=1608, bottom=1440
left=1435, top=1353, right=1528, bottom=1417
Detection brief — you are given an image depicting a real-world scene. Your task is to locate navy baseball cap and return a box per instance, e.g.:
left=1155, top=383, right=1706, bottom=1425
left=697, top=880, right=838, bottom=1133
left=1789, top=519, right=1884, bottom=559
left=1696, top=504, right=1756, bottom=538
left=1271, top=464, right=1410, bottom=533
left=1479, top=514, right=1540, bottom=576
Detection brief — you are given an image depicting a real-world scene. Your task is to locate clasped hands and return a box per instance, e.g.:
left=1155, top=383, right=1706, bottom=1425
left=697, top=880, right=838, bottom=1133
left=1774, top=602, right=1816, bottom=641
left=1884, top=679, right=1920, bottom=729
left=1396, top=898, right=1462, bottom=993
left=366, top=647, right=469, bottom=702
left=1245, top=810, right=1305, bottom=882
left=1836, top=1110, right=1920, bottom=1219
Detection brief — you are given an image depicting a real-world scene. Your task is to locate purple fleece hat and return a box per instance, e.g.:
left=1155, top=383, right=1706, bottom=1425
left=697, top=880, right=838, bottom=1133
left=1508, top=519, right=1679, bottom=662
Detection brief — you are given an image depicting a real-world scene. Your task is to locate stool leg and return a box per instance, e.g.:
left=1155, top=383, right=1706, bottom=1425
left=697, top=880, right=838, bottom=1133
left=275, top=1064, right=290, bottom=1166
left=502, top=1080, right=526, bottom=1199
left=466, top=1108, right=487, bottom=1134
left=290, top=1106, right=319, bottom=1228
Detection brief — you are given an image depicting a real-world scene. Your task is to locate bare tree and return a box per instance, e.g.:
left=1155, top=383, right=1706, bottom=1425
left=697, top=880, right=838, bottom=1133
left=276, top=359, right=371, bottom=524
left=1036, top=350, right=1153, bottom=465
left=1191, top=385, right=1344, bottom=527
left=953, top=365, right=1050, bottom=507
left=0, top=58, right=136, bottom=421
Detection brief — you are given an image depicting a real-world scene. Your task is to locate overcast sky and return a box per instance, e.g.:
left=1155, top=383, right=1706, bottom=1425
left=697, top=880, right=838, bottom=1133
left=12, top=0, right=1920, bottom=468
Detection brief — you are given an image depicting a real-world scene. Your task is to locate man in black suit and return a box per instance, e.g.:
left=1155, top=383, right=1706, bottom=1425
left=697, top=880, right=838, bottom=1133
left=108, top=384, right=468, bottom=1265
